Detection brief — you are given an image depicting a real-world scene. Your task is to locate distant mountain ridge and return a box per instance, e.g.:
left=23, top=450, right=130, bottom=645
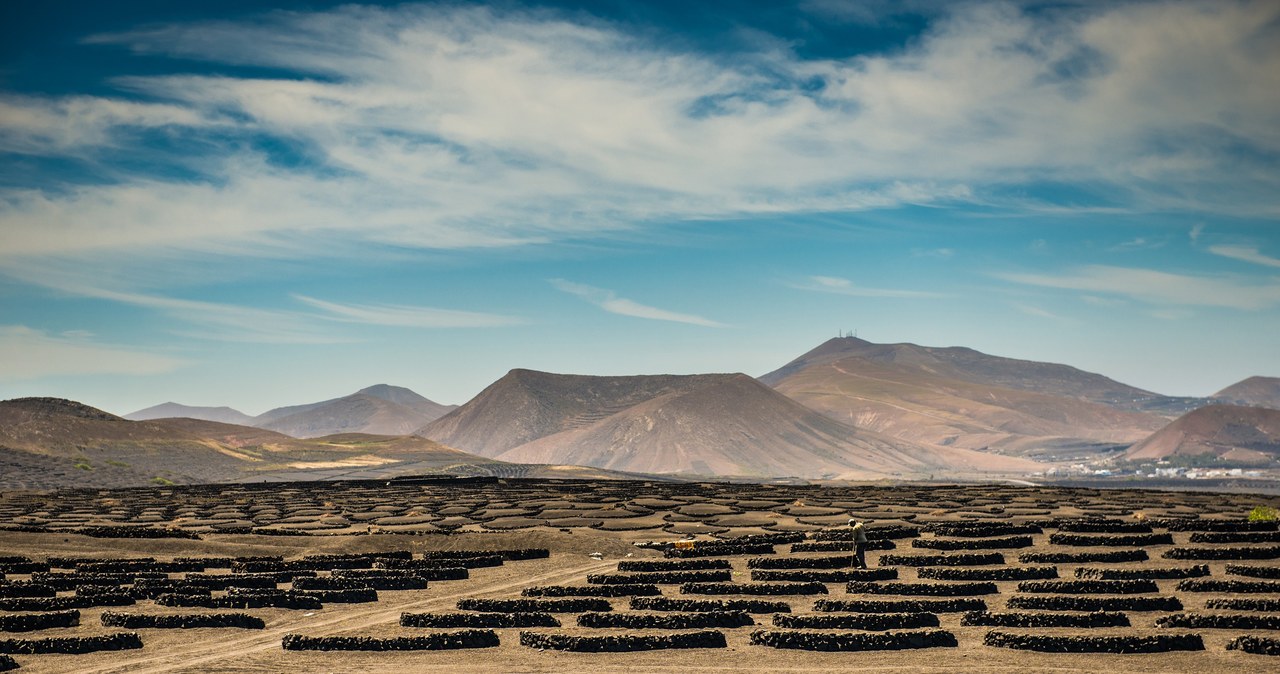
left=1125, top=404, right=1280, bottom=464
left=760, top=337, right=1173, bottom=461
left=1213, top=376, right=1280, bottom=410
left=125, top=402, right=256, bottom=426
left=0, top=397, right=644, bottom=489
left=124, top=384, right=456, bottom=439
left=419, top=369, right=1040, bottom=479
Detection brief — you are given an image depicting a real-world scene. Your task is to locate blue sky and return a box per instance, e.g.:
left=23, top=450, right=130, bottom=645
left=1, top=0, right=1278, bottom=415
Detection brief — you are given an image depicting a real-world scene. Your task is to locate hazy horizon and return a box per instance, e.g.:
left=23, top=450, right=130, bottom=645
left=3, top=0, right=1278, bottom=415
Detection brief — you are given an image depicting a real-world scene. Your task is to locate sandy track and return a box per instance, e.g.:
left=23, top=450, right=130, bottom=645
left=73, top=558, right=616, bottom=674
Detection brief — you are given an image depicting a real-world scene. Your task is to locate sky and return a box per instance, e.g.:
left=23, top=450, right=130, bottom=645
left=1, top=0, right=1278, bottom=415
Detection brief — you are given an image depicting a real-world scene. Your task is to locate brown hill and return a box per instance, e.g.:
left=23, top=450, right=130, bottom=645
left=1213, top=376, right=1280, bottom=410
left=761, top=337, right=1168, bottom=460
left=253, top=384, right=456, bottom=438
left=0, top=398, right=637, bottom=489
left=1125, top=404, right=1280, bottom=463
left=124, top=402, right=256, bottom=425
left=422, top=370, right=1040, bottom=479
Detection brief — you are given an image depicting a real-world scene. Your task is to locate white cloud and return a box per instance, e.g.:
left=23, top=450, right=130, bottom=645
left=549, top=279, right=725, bottom=327
left=293, top=295, right=523, bottom=328
left=792, top=275, right=946, bottom=299
left=1, top=0, right=1276, bottom=282
left=0, top=326, right=186, bottom=380
left=1209, top=244, right=1280, bottom=268
left=996, top=265, right=1280, bottom=310
left=1190, top=223, right=1205, bottom=244
left=1013, top=303, right=1068, bottom=321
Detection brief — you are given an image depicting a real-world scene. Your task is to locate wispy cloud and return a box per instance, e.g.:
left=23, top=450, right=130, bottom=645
left=1107, top=237, right=1164, bottom=252
left=294, top=295, right=523, bottom=328
left=0, top=326, right=186, bottom=380
left=1, top=0, right=1277, bottom=285
left=549, top=279, right=725, bottom=327
left=1209, top=244, right=1280, bottom=269
left=1013, top=303, right=1068, bottom=321
left=996, top=265, right=1280, bottom=310
left=791, top=275, right=946, bottom=299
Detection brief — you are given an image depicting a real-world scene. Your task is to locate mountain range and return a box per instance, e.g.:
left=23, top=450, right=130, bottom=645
left=0, top=397, right=643, bottom=490
left=416, top=369, right=1040, bottom=479
left=6, top=336, right=1278, bottom=488
left=126, top=384, right=456, bottom=438
left=760, top=337, right=1183, bottom=462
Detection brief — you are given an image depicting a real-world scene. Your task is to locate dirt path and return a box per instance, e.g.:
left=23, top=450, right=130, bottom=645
left=74, top=558, right=616, bottom=674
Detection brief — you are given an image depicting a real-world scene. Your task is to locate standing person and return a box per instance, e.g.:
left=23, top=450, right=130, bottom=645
left=848, top=518, right=868, bottom=569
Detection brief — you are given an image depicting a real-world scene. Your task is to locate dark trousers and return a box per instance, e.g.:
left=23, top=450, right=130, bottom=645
left=854, top=543, right=867, bottom=569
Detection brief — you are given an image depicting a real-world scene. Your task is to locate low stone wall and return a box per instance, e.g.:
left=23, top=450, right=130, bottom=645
left=790, top=541, right=895, bottom=553
left=0, top=633, right=143, bottom=654
left=0, top=595, right=133, bottom=611
left=456, top=598, right=613, bottom=613
left=912, top=536, right=1032, bottom=550
left=629, top=597, right=791, bottom=614
left=616, top=560, right=730, bottom=572
left=0, top=584, right=55, bottom=599
left=926, top=524, right=1042, bottom=538
left=0, top=610, right=79, bottom=633
left=380, top=557, right=501, bottom=570
left=180, top=574, right=281, bottom=590
left=1075, top=565, right=1208, bottom=580
left=73, top=526, right=199, bottom=540
left=960, top=611, right=1129, bottom=628
left=1015, top=579, right=1159, bottom=595
left=290, top=588, right=379, bottom=603
left=1056, top=520, right=1152, bottom=534
left=77, top=560, right=202, bottom=573
left=751, top=569, right=896, bottom=583
left=1006, top=596, right=1182, bottom=612
left=1226, top=564, right=1280, bottom=579
left=293, top=576, right=418, bottom=592
left=846, top=581, right=998, bottom=596
left=587, top=571, right=731, bottom=585
left=1176, top=579, right=1280, bottom=593
left=0, top=654, right=15, bottom=672
left=749, top=628, right=956, bottom=651
left=518, top=630, right=726, bottom=652
left=813, top=598, right=987, bottom=613
left=1155, top=613, right=1280, bottom=630
left=1163, top=546, right=1280, bottom=560
left=156, top=593, right=322, bottom=610
left=101, top=611, right=264, bottom=629
left=577, top=611, right=755, bottom=628
left=878, top=553, right=1005, bottom=567
left=1227, top=635, right=1280, bottom=656
left=681, top=582, right=827, bottom=596
left=1154, top=519, right=1277, bottom=533
left=281, top=630, right=499, bottom=651
left=1048, top=533, right=1173, bottom=547
left=772, top=612, right=939, bottom=630
left=523, top=584, right=660, bottom=597
left=918, top=566, right=1056, bottom=581
left=665, top=544, right=775, bottom=559
left=1020, top=550, right=1147, bottom=564
left=400, top=612, right=560, bottom=628
left=983, top=630, right=1203, bottom=653
left=815, top=525, right=920, bottom=541
left=748, top=555, right=858, bottom=570
left=1204, top=598, right=1280, bottom=611
left=1188, top=531, right=1280, bottom=544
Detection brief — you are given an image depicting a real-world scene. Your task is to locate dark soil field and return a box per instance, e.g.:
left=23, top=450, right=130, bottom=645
left=1, top=478, right=1278, bottom=672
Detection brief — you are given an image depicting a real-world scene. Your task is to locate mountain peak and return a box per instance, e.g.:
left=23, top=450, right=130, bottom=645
left=356, top=384, right=431, bottom=405
left=3, top=397, right=122, bottom=421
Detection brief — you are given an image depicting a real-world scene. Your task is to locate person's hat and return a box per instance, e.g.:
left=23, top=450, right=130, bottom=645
left=848, top=518, right=858, bottom=526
